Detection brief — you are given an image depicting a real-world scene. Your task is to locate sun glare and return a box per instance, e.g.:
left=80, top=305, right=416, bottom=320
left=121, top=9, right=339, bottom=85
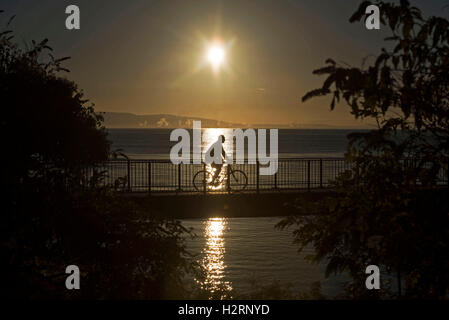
left=206, top=44, right=225, bottom=70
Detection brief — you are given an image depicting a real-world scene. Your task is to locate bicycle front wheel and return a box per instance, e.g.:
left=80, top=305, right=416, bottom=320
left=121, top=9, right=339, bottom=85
left=229, top=170, right=248, bottom=191
left=193, top=170, right=213, bottom=192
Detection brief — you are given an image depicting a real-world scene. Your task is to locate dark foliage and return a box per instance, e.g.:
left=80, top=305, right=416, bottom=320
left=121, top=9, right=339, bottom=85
left=279, top=1, right=449, bottom=299
left=0, top=11, right=197, bottom=299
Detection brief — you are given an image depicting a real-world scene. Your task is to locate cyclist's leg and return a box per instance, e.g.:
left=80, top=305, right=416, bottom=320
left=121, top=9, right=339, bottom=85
left=211, top=164, right=222, bottom=183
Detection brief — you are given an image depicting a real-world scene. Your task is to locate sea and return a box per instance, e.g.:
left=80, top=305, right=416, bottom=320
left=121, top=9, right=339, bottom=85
left=107, top=128, right=367, bottom=159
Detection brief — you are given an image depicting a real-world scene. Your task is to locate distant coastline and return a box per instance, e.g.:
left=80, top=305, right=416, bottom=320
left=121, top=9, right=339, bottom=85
left=100, top=111, right=373, bottom=129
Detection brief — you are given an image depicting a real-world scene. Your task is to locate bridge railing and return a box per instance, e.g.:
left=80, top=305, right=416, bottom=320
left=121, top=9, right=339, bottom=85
left=82, top=158, right=449, bottom=194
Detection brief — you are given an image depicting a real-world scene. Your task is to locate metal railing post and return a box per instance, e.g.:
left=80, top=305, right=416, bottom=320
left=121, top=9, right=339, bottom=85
left=319, top=159, right=323, bottom=188
left=203, top=162, right=206, bottom=195
left=274, top=171, right=278, bottom=190
left=127, top=159, right=131, bottom=192
left=148, top=161, right=151, bottom=196
left=256, top=160, right=260, bottom=194
left=178, top=163, right=182, bottom=192
left=307, top=160, right=310, bottom=190
left=226, top=165, right=231, bottom=194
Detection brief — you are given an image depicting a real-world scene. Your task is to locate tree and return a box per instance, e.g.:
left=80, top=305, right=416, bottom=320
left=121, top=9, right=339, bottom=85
left=278, top=1, right=449, bottom=298
left=0, top=12, right=109, bottom=186
left=1, top=11, right=197, bottom=299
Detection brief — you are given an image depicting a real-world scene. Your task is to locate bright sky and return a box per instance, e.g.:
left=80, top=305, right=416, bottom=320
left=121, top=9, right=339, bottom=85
left=1, top=0, right=447, bottom=127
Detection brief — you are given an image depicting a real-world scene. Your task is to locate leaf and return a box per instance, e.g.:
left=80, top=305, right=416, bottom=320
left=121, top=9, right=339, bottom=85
left=385, top=36, right=399, bottom=41
left=416, top=25, right=428, bottom=42
left=330, top=97, right=336, bottom=110
left=312, top=66, right=335, bottom=75
left=55, top=57, right=71, bottom=63
left=389, top=13, right=399, bottom=30
left=349, top=1, right=372, bottom=23
left=322, top=74, right=336, bottom=90
left=0, top=30, right=12, bottom=36
left=6, top=14, right=16, bottom=27
left=400, top=0, right=410, bottom=8
left=302, top=88, right=331, bottom=102
left=375, top=52, right=390, bottom=68
left=402, top=18, right=413, bottom=38
left=392, top=56, right=399, bottom=69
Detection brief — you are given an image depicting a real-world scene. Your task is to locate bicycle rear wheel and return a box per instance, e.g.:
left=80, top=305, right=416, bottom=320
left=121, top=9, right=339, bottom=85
left=229, top=170, right=248, bottom=191
left=193, top=170, right=213, bottom=192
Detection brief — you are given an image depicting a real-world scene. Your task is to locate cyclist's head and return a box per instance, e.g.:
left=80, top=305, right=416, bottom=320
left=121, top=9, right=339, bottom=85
left=219, top=135, right=225, bottom=143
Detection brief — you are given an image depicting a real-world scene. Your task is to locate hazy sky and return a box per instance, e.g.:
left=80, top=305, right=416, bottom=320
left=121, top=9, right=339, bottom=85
left=1, top=0, right=447, bottom=127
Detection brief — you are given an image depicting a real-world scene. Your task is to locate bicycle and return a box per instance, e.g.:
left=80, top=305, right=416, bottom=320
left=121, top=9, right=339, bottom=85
left=193, top=164, right=248, bottom=192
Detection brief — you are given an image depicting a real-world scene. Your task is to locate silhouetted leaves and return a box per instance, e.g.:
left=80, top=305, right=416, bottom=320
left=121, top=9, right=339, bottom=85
left=291, top=1, right=449, bottom=299
left=349, top=1, right=372, bottom=23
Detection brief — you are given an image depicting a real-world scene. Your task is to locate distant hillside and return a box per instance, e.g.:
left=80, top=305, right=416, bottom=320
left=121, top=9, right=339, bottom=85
left=100, top=112, right=373, bottom=129
left=100, top=112, right=246, bottom=128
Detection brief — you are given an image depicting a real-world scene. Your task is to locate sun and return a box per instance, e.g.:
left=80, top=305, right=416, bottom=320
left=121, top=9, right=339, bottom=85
left=206, top=44, right=225, bottom=70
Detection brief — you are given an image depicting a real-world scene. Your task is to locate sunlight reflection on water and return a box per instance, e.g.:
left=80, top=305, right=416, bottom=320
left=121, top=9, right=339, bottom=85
left=198, top=217, right=233, bottom=297
left=184, top=217, right=349, bottom=298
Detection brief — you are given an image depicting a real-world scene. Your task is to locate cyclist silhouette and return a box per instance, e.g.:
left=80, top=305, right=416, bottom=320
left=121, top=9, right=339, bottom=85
left=206, top=135, right=227, bottom=185
left=193, top=135, right=248, bottom=192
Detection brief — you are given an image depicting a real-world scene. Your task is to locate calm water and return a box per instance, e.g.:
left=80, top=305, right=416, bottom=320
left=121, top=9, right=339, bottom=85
left=182, top=217, right=348, bottom=298
left=107, top=128, right=367, bottom=159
